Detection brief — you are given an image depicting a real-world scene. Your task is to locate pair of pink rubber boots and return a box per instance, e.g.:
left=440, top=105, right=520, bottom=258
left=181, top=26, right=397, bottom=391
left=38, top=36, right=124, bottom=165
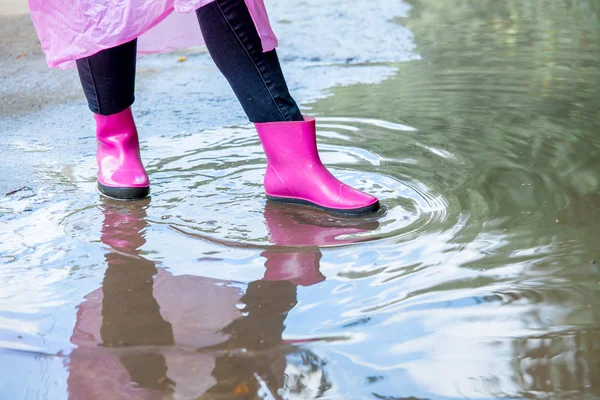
left=95, top=108, right=379, bottom=214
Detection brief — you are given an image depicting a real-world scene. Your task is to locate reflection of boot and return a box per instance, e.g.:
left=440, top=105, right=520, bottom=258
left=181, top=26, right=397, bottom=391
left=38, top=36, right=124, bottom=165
left=98, top=197, right=149, bottom=251
left=68, top=198, right=175, bottom=399
left=261, top=201, right=380, bottom=286
left=99, top=199, right=175, bottom=393
left=100, top=199, right=240, bottom=349
left=255, top=117, right=379, bottom=214
left=99, top=198, right=174, bottom=348
left=263, top=249, right=324, bottom=287
left=95, top=108, right=149, bottom=200
left=69, top=198, right=242, bottom=399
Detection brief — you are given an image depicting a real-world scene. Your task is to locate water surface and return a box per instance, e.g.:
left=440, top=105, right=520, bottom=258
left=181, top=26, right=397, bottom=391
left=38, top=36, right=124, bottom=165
left=1, top=0, right=599, bottom=399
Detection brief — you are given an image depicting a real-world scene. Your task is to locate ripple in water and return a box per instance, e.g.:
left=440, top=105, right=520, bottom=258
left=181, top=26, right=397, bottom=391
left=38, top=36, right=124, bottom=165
left=2, top=0, right=600, bottom=397
left=64, top=118, right=449, bottom=250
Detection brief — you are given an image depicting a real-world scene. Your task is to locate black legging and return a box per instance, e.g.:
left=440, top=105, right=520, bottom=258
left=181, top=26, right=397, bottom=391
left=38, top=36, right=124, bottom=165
left=76, top=0, right=303, bottom=123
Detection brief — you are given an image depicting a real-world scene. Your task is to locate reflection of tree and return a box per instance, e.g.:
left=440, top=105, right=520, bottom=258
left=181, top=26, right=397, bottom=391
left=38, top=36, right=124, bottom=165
left=399, top=0, right=600, bottom=126
left=315, top=0, right=600, bottom=269
left=384, top=5, right=600, bottom=395
left=311, top=1, right=600, bottom=397
left=318, top=0, right=600, bottom=203
left=510, top=330, right=600, bottom=396
left=325, top=0, right=600, bottom=129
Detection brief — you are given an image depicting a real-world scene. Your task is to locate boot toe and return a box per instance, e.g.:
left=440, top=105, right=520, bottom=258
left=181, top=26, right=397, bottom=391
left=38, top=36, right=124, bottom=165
left=335, top=185, right=379, bottom=211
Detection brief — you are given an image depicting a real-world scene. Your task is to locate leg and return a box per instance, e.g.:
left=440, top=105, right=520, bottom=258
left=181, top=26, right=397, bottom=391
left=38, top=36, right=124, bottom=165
left=76, top=40, right=150, bottom=200
left=196, top=0, right=379, bottom=213
left=76, top=39, right=137, bottom=115
left=196, top=0, right=302, bottom=123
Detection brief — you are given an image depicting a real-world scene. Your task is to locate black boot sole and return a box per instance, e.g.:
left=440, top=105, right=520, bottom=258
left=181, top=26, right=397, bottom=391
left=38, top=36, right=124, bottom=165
left=266, top=195, right=380, bottom=215
left=98, top=183, right=150, bottom=200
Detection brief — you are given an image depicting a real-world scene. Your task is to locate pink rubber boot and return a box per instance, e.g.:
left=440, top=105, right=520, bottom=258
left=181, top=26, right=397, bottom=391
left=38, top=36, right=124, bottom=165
left=254, top=116, right=379, bottom=214
left=95, top=108, right=149, bottom=200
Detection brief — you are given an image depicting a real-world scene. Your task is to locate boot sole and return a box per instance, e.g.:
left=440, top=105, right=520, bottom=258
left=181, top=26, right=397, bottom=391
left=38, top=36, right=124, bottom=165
left=266, top=195, right=380, bottom=215
left=98, top=182, right=150, bottom=200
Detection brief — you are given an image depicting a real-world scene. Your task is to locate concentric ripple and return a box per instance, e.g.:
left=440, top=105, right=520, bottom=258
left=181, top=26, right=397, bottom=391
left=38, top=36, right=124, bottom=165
left=63, top=118, right=452, bottom=250
left=2, top=0, right=600, bottom=398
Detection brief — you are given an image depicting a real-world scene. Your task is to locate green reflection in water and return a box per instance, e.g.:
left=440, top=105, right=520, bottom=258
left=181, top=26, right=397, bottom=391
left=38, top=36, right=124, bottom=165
left=311, top=0, right=600, bottom=396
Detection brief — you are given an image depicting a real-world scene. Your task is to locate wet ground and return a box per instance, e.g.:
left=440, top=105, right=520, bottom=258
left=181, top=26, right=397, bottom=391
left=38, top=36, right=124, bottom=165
left=1, top=0, right=600, bottom=399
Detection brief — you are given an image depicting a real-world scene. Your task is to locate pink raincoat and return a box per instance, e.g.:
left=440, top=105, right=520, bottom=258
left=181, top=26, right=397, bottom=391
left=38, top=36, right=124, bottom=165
left=27, top=0, right=278, bottom=69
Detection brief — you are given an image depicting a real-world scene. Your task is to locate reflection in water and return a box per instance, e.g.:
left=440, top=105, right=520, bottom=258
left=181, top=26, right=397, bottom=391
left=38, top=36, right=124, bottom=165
left=67, top=198, right=235, bottom=398
left=261, top=201, right=380, bottom=284
left=2, top=0, right=600, bottom=398
left=67, top=199, right=378, bottom=399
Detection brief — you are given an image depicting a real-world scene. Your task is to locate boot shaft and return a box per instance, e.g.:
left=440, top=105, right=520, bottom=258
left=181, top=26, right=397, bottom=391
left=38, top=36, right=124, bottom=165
left=94, top=108, right=140, bottom=152
left=254, top=117, right=321, bottom=168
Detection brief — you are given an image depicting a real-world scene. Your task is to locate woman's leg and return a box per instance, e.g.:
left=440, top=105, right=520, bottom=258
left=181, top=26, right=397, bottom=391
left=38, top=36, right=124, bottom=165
left=76, top=39, right=137, bottom=115
left=196, top=0, right=302, bottom=123
left=196, top=0, right=379, bottom=214
left=76, top=39, right=150, bottom=200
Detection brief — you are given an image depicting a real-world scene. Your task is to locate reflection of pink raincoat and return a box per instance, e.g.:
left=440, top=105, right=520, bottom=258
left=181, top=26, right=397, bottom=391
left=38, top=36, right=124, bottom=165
left=68, top=270, right=243, bottom=399
left=27, top=0, right=278, bottom=69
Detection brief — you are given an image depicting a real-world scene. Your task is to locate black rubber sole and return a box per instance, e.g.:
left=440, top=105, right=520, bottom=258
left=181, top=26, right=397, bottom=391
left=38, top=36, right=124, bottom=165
left=266, top=195, right=380, bottom=215
left=98, top=182, right=150, bottom=200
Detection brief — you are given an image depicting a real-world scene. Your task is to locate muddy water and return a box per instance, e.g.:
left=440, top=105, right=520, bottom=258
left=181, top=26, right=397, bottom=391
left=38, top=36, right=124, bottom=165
left=1, top=0, right=600, bottom=399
